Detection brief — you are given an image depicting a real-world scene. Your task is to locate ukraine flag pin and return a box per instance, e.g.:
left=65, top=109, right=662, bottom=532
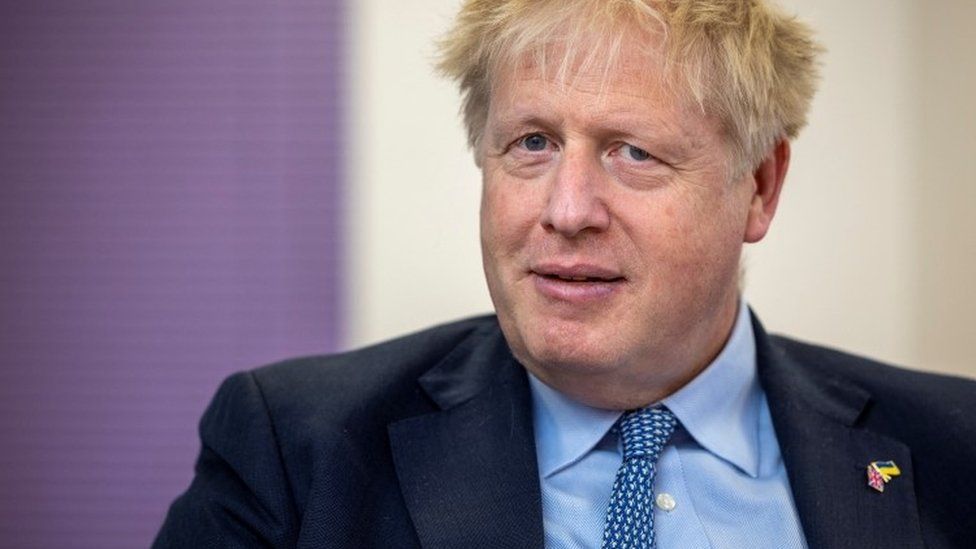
left=867, top=460, right=901, bottom=492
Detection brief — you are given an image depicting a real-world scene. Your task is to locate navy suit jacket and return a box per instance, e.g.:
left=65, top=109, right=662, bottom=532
left=154, top=314, right=976, bottom=548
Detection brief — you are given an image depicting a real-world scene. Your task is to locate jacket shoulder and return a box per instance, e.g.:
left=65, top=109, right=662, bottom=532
left=247, top=314, right=500, bottom=428
left=770, top=335, right=976, bottom=400
left=769, top=334, right=976, bottom=440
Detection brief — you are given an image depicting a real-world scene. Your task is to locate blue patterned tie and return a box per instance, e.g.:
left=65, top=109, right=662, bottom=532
left=600, top=406, right=678, bottom=549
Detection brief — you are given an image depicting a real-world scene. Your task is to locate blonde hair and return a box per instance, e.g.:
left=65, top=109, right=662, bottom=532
left=437, top=0, right=823, bottom=173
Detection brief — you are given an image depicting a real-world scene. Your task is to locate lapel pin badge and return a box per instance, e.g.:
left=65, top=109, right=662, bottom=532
left=866, top=460, right=901, bottom=492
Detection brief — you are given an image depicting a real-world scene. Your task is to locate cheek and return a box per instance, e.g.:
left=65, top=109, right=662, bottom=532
left=633, top=188, right=745, bottom=277
left=479, top=183, right=507, bottom=258
left=480, top=176, right=539, bottom=259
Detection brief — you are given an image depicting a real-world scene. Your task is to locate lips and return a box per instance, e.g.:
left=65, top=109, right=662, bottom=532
left=531, top=263, right=624, bottom=282
left=542, top=273, right=623, bottom=283
left=530, top=263, right=625, bottom=302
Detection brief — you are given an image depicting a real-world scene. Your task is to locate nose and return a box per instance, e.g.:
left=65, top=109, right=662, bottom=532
left=540, top=149, right=611, bottom=238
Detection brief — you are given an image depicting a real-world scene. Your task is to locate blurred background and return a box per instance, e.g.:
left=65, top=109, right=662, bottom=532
left=1, top=0, right=973, bottom=547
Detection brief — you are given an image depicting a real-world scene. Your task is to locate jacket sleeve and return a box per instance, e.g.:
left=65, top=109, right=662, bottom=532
left=153, top=371, right=298, bottom=548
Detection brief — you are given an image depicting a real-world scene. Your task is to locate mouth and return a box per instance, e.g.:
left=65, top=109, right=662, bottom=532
left=537, top=273, right=625, bottom=283
left=529, top=264, right=626, bottom=302
left=531, top=262, right=625, bottom=282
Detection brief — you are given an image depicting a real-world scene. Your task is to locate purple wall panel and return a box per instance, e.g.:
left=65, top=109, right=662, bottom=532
left=0, top=2, right=344, bottom=546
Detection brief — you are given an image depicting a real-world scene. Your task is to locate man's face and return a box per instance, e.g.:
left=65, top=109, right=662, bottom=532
left=479, top=45, right=768, bottom=407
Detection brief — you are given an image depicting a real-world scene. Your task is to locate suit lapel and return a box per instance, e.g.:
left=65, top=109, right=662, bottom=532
left=388, top=325, right=544, bottom=549
left=754, top=316, right=924, bottom=549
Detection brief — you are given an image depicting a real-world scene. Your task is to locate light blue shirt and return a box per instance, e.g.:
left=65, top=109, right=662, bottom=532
left=529, top=303, right=808, bottom=549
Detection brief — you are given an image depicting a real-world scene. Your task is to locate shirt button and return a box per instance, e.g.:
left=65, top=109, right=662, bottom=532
left=655, top=492, right=677, bottom=512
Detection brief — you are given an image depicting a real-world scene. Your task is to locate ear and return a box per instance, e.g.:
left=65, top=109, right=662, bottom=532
left=743, top=139, right=790, bottom=243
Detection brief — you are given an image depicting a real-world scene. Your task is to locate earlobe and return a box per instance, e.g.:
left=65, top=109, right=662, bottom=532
left=744, top=139, right=790, bottom=243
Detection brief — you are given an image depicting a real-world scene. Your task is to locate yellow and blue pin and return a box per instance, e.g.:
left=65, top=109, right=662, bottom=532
left=866, top=460, right=901, bottom=492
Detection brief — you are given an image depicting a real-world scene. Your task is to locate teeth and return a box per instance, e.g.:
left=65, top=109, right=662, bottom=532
left=556, top=275, right=594, bottom=281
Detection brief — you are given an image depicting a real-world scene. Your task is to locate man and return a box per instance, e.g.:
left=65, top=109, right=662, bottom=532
left=155, top=1, right=976, bottom=547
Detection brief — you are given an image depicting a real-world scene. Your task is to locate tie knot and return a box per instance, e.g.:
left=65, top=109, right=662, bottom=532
left=617, top=406, right=677, bottom=461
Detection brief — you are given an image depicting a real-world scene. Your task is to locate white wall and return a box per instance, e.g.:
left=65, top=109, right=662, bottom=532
left=913, top=0, right=976, bottom=376
left=347, top=0, right=490, bottom=345
left=747, top=0, right=919, bottom=366
left=347, top=0, right=975, bottom=379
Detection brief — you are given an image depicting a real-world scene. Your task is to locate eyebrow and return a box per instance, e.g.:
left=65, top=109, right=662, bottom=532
left=484, top=113, right=557, bottom=149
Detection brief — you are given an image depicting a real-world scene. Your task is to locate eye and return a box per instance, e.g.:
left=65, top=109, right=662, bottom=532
left=518, top=133, right=550, bottom=152
left=622, top=144, right=652, bottom=161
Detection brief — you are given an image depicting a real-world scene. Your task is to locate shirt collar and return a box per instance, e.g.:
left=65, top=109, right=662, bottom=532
left=528, top=300, right=761, bottom=479
left=529, top=372, right=620, bottom=478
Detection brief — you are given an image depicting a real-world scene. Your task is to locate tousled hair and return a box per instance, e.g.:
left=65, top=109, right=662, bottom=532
left=437, top=0, right=822, bottom=173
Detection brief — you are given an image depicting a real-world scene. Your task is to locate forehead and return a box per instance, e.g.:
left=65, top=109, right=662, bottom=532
left=490, top=18, right=669, bottom=101
left=491, top=44, right=667, bottom=110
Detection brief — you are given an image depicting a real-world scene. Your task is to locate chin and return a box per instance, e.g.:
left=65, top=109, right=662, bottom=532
left=514, top=318, right=628, bottom=376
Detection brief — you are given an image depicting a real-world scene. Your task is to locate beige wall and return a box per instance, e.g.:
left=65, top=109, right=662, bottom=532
left=914, top=0, right=976, bottom=376
left=747, top=0, right=918, bottom=369
left=347, top=0, right=489, bottom=345
left=346, top=0, right=975, bottom=379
